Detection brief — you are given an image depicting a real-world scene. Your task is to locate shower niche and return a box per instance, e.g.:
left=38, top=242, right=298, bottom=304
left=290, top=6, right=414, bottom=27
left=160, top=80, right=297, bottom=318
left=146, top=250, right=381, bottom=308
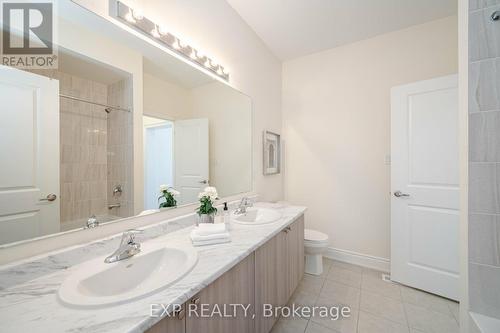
left=30, top=50, right=134, bottom=232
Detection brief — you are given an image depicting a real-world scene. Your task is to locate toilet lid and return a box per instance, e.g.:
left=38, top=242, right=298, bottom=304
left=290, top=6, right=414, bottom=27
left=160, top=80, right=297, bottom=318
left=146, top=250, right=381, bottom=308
left=304, top=229, right=328, bottom=242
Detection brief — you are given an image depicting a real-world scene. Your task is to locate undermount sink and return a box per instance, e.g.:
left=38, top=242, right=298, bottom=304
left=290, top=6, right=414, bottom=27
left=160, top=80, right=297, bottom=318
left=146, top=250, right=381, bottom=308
left=58, top=244, right=198, bottom=308
left=231, top=207, right=282, bottom=225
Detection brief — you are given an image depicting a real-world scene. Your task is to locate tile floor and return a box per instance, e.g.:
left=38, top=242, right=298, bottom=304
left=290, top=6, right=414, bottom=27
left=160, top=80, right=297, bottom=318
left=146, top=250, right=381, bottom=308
left=271, top=259, right=460, bottom=333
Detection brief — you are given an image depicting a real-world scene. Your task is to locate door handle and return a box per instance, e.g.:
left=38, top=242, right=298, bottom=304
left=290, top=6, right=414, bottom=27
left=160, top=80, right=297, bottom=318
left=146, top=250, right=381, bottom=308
left=394, top=191, right=410, bottom=198
left=39, top=194, right=57, bottom=202
left=199, top=180, right=208, bottom=184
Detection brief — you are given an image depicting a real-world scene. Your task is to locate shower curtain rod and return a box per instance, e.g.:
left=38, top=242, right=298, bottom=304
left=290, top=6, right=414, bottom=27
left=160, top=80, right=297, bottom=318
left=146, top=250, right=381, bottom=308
left=59, top=93, right=131, bottom=113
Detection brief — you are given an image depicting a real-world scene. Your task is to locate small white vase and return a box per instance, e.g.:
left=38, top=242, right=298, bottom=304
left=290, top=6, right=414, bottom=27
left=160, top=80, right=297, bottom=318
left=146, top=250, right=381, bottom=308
left=197, top=213, right=215, bottom=225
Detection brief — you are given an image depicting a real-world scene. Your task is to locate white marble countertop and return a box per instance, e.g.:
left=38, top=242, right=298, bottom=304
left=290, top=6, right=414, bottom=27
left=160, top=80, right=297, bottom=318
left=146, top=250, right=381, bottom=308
left=0, top=203, right=306, bottom=333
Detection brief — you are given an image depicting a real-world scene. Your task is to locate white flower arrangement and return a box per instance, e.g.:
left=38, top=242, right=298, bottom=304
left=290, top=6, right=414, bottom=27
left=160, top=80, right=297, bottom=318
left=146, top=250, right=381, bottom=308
left=159, top=185, right=180, bottom=196
left=197, top=186, right=218, bottom=216
left=158, top=185, right=179, bottom=208
left=198, top=186, right=218, bottom=200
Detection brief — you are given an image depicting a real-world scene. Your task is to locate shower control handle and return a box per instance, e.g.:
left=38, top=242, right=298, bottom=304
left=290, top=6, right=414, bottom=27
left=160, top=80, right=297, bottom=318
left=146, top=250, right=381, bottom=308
left=39, top=194, right=57, bottom=202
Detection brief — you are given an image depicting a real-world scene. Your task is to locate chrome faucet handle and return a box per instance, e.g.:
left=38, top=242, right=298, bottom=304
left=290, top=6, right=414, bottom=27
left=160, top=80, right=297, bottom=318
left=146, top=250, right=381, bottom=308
left=240, top=197, right=250, bottom=205
left=121, top=229, right=144, bottom=245
left=241, top=197, right=253, bottom=207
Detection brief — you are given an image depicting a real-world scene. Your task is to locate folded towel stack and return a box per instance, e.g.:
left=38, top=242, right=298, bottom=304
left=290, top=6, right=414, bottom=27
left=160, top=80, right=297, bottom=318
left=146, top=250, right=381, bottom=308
left=190, top=223, right=230, bottom=246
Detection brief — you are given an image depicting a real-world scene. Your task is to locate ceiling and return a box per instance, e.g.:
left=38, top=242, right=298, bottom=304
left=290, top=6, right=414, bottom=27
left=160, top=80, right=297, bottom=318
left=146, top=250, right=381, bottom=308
left=226, top=0, right=457, bottom=60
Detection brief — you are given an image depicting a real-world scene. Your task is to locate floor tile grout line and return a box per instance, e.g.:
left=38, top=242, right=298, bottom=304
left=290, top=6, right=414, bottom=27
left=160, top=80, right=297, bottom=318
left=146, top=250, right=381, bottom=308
left=355, top=304, right=361, bottom=333
left=299, top=261, right=458, bottom=332
left=358, top=307, right=409, bottom=328
left=302, top=316, right=309, bottom=333
left=309, top=317, right=343, bottom=333
left=401, top=293, right=412, bottom=332
left=402, top=300, right=459, bottom=320
left=448, top=301, right=460, bottom=326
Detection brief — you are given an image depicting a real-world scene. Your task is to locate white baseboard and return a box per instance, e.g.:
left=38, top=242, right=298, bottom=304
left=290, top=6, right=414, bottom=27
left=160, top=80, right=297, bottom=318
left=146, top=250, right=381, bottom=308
left=324, top=247, right=390, bottom=273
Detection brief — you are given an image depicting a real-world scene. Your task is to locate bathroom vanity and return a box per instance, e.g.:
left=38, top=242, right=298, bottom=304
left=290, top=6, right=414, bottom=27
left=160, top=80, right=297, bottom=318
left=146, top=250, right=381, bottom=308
left=147, top=215, right=304, bottom=333
left=0, top=203, right=305, bottom=333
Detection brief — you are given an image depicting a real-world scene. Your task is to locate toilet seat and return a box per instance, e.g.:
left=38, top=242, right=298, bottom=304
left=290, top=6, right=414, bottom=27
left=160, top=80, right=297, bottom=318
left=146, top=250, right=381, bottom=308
left=304, top=229, right=329, bottom=244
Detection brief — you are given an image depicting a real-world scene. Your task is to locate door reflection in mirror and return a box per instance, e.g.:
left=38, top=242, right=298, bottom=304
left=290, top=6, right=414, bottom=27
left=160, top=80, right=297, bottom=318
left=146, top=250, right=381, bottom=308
left=143, top=116, right=174, bottom=210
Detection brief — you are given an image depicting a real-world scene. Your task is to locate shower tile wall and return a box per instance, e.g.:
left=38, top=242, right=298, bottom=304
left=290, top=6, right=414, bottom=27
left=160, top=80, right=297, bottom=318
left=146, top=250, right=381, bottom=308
left=28, top=69, right=133, bottom=229
left=29, top=70, right=109, bottom=227
left=468, top=1, right=500, bottom=319
left=107, top=79, right=134, bottom=218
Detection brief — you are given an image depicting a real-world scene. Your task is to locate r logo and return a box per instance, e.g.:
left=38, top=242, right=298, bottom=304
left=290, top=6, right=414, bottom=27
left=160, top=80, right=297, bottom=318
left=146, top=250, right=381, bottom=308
left=2, top=2, right=53, bottom=54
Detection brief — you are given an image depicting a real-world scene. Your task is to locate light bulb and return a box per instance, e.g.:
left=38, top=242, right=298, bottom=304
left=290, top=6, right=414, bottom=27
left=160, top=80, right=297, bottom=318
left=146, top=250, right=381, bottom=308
left=178, top=40, right=188, bottom=49
left=189, top=49, right=197, bottom=60
left=131, top=9, right=144, bottom=21
left=151, top=26, right=160, bottom=38
left=125, top=10, right=136, bottom=23
left=171, top=39, right=181, bottom=50
left=158, top=25, right=168, bottom=36
left=216, top=66, right=223, bottom=75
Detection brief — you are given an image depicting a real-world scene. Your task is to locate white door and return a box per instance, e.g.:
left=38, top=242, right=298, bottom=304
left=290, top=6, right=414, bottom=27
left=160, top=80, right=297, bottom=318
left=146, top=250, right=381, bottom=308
left=144, top=121, right=173, bottom=210
left=0, top=66, right=60, bottom=244
left=174, top=118, right=209, bottom=205
left=391, top=75, right=459, bottom=300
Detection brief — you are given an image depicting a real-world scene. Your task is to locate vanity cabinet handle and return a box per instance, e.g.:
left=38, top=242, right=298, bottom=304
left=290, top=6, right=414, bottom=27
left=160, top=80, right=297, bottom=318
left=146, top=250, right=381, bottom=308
left=282, top=226, right=291, bottom=233
left=176, top=309, right=185, bottom=320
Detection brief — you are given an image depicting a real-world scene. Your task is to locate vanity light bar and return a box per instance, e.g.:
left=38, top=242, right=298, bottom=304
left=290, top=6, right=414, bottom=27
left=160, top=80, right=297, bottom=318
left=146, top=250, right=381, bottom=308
left=114, top=1, right=229, bottom=81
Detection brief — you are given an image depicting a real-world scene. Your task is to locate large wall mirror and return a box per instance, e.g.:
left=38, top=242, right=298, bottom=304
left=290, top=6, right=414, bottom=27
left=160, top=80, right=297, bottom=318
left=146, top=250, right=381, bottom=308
left=0, top=1, right=252, bottom=246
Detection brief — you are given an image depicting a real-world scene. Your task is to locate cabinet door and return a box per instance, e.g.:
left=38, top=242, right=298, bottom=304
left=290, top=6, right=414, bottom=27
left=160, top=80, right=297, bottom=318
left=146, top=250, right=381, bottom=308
left=186, top=254, right=255, bottom=333
left=254, top=229, right=288, bottom=333
left=287, top=216, right=305, bottom=298
left=146, top=304, right=186, bottom=333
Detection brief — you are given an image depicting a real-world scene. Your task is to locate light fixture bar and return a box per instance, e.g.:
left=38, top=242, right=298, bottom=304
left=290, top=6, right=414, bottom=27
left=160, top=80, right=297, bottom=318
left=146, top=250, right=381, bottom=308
left=114, top=1, right=229, bottom=81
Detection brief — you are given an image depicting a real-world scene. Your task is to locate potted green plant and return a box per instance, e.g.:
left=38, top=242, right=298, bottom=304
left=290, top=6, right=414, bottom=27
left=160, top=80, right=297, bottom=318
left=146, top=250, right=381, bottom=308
left=158, top=185, right=180, bottom=208
left=196, top=186, right=218, bottom=224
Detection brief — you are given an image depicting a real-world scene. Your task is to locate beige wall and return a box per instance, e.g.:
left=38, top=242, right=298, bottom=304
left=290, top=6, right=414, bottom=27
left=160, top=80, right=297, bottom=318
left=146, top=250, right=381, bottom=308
left=143, top=73, right=253, bottom=199
left=143, top=73, right=193, bottom=120
left=282, top=16, right=458, bottom=260
left=75, top=0, right=284, bottom=201
left=191, top=82, right=253, bottom=198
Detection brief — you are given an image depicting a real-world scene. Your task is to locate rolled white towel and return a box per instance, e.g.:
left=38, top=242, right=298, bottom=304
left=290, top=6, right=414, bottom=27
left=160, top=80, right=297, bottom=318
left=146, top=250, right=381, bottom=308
left=190, top=232, right=230, bottom=242
left=191, top=223, right=226, bottom=236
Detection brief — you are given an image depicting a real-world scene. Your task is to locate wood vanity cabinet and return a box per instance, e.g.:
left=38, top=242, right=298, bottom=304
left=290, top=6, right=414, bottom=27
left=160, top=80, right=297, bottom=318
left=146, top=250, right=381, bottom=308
left=185, top=253, right=255, bottom=333
left=254, top=225, right=288, bottom=333
left=147, top=304, right=186, bottom=333
left=146, top=215, right=304, bottom=333
left=254, top=216, right=305, bottom=333
left=286, top=216, right=305, bottom=298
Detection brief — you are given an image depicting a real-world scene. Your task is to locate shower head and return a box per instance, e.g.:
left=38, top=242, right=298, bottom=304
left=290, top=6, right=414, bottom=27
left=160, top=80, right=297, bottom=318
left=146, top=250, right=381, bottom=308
left=104, top=107, right=112, bottom=114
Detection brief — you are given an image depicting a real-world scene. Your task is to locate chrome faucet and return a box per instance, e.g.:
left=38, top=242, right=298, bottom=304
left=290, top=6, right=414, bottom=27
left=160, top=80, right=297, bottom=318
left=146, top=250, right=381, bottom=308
left=84, top=215, right=99, bottom=229
left=104, top=229, right=143, bottom=263
left=234, top=197, right=253, bottom=215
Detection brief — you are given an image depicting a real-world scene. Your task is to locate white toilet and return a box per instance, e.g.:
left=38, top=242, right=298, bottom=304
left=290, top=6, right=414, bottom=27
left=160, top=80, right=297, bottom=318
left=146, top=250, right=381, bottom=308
left=304, top=229, right=329, bottom=275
